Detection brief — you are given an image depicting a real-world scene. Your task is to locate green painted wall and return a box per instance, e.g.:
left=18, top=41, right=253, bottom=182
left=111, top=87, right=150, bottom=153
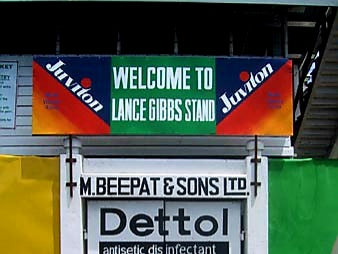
left=269, top=158, right=338, bottom=254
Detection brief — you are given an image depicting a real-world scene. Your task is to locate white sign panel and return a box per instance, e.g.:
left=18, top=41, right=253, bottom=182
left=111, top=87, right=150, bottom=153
left=87, top=200, right=240, bottom=254
left=0, top=61, right=18, bottom=128
left=80, top=175, right=248, bottom=199
left=60, top=156, right=268, bottom=254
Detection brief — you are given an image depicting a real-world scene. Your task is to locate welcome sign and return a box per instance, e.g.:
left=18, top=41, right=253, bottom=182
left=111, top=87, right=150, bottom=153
left=32, top=56, right=292, bottom=135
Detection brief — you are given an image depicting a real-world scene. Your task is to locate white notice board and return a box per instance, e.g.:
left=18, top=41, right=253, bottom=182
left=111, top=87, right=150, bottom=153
left=60, top=156, right=268, bottom=254
left=0, top=61, right=18, bottom=128
left=87, top=200, right=241, bottom=254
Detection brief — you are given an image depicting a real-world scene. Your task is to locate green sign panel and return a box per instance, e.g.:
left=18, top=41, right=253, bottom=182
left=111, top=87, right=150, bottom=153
left=111, top=56, right=215, bottom=134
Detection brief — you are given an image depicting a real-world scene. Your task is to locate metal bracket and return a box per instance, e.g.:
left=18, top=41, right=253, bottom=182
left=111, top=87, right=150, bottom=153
left=240, top=230, right=246, bottom=241
left=65, top=135, right=77, bottom=198
left=83, top=229, right=88, bottom=240
left=250, top=135, right=262, bottom=197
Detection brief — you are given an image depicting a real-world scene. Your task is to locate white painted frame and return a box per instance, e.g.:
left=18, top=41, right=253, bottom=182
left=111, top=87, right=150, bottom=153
left=60, top=143, right=268, bottom=254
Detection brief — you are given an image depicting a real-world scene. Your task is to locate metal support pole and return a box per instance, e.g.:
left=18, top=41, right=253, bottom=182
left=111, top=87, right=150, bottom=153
left=64, top=136, right=82, bottom=198
left=282, top=14, right=289, bottom=58
left=56, top=29, right=60, bottom=54
left=117, top=31, right=121, bottom=55
left=251, top=136, right=261, bottom=196
left=247, top=136, right=264, bottom=197
left=174, top=26, right=178, bottom=55
left=229, top=31, right=234, bottom=56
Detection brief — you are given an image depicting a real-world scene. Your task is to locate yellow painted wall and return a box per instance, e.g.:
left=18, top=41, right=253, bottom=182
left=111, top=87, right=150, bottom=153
left=0, top=155, right=59, bottom=254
